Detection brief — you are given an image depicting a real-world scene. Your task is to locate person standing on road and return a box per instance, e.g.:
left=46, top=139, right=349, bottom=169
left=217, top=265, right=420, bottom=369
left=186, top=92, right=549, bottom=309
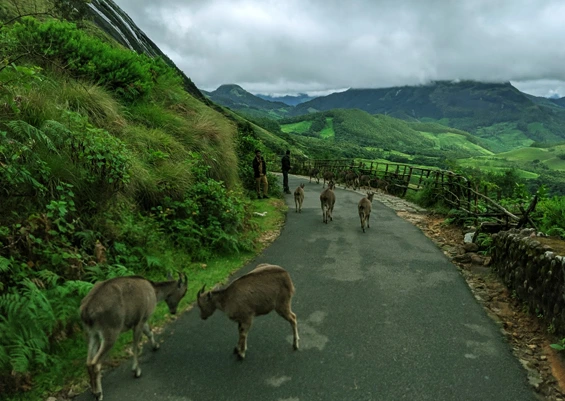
left=281, top=150, right=291, bottom=194
left=253, top=149, right=268, bottom=199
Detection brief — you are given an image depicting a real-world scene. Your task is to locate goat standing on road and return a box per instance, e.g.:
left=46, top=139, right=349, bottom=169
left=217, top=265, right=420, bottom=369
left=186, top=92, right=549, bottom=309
left=322, top=170, right=335, bottom=188
left=370, top=177, right=389, bottom=194
left=320, top=180, right=336, bottom=223
left=309, top=168, right=320, bottom=184
left=197, top=264, right=299, bottom=360
left=294, top=183, right=305, bottom=213
left=80, top=273, right=188, bottom=400
left=359, top=175, right=371, bottom=190
left=358, top=192, right=375, bottom=233
left=345, top=172, right=359, bottom=190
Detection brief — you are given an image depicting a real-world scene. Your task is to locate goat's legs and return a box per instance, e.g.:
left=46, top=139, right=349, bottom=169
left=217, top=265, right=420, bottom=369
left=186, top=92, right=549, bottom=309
left=132, top=326, right=143, bottom=377
left=86, top=331, right=101, bottom=399
left=276, top=305, right=299, bottom=350
left=88, top=329, right=118, bottom=401
left=131, top=322, right=157, bottom=378
left=235, top=319, right=253, bottom=360
left=143, top=322, right=159, bottom=350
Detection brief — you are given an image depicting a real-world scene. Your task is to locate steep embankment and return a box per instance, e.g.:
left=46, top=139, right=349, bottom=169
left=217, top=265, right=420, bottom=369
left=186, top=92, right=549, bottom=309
left=0, top=5, right=291, bottom=399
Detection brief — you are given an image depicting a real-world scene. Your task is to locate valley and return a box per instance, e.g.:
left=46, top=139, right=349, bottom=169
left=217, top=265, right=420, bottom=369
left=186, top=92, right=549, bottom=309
left=207, top=82, right=565, bottom=196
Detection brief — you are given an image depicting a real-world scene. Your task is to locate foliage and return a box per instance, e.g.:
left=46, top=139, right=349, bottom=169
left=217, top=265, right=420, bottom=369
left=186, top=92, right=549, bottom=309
left=475, top=233, right=495, bottom=254
left=6, top=17, right=181, bottom=101
left=235, top=121, right=264, bottom=192
left=0, top=12, right=276, bottom=398
left=537, top=196, right=565, bottom=239
left=550, top=338, right=565, bottom=352
left=409, top=178, right=447, bottom=209
left=152, top=153, right=252, bottom=261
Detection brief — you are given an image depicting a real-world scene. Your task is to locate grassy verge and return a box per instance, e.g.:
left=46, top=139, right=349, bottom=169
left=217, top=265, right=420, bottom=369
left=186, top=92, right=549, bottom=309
left=7, top=198, right=287, bottom=401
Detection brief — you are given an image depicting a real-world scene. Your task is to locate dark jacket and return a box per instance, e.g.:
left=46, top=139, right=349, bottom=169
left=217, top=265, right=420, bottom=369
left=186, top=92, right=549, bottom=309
left=253, top=156, right=267, bottom=178
left=281, top=154, right=291, bottom=172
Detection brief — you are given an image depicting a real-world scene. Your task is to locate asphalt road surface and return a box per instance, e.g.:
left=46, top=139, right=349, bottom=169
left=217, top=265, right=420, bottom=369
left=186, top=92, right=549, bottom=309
left=76, top=175, right=538, bottom=401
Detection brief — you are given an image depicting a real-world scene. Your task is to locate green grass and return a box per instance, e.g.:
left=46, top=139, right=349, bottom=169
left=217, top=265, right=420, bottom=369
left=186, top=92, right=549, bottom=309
left=7, top=198, right=287, bottom=401
left=458, top=143, right=565, bottom=179
left=281, top=121, right=312, bottom=134
left=319, top=118, right=335, bottom=138
left=474, top=122, right=534, bottom=153
left=418, top=131, right=493, bottom=155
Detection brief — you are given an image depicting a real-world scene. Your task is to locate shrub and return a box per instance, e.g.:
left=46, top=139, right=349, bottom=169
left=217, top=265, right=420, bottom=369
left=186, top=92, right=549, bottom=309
left=152, top=153, right=252, bottom=261
left=7, top=17, right=180, bottom=101
left=538, top=196, right=565, bottom=239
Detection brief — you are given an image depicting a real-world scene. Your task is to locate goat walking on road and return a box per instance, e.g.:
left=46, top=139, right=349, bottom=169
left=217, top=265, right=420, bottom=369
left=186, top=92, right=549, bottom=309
left=345, top=172, right=359, bottom=190
left=320, top=181, right=336, bottom=223
left=294, top=183, right=305, bottom=213
left=309, top=168, right=320, bottom=184
left=80, top=274, right=188, bottom=400
left=358, top=192, right=375, bottom=233
left=322, top=171, right=335, bottom=188
left=197, top=264, right=299, bottom=360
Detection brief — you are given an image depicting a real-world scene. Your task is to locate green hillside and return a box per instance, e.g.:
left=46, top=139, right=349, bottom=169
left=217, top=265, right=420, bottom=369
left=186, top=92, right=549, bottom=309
left=0, top=6, right=297, bottom=399
left=280, top=109, right=493, bottom=159
left=457, top=143, right=565, bottom=184
left=288, top=81, right=565, bottom=149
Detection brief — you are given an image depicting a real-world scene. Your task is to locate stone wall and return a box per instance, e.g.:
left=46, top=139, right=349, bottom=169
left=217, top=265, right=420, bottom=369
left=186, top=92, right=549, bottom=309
left=491, top=228, right=565, bottom=334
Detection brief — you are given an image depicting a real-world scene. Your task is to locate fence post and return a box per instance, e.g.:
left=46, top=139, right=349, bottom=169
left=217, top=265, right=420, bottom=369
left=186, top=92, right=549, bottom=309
left=403, top=167, right=413, bottom=197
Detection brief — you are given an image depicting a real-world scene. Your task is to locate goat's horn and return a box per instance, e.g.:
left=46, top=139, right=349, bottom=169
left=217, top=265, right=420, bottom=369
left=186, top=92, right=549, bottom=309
left=197, top=284, right=206, bottom=297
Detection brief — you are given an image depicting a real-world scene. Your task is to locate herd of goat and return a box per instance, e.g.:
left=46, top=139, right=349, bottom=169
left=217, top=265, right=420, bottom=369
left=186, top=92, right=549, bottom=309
left=298, top=167, right=389, bottom=232
left=80, top=169, right=388, bottom=400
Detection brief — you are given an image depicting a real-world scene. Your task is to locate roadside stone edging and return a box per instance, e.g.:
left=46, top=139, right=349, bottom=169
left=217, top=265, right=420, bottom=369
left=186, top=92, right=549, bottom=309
left=491, top=228, right=565, bottom=335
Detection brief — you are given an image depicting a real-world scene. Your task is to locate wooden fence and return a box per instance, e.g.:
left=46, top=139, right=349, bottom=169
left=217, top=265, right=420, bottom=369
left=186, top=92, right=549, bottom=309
left=267, top=155, right=538, bottom=230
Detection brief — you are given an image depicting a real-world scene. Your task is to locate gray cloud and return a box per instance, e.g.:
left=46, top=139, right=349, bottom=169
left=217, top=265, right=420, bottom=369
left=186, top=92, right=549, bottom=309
left=112, top=0, right=565, bottom=97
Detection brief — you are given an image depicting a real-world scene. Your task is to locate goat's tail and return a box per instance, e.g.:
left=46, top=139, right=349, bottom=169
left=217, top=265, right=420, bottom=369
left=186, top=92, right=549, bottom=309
left=286, top=277, right=296, bottom=296
left=80, top=305, right=94, bottom=328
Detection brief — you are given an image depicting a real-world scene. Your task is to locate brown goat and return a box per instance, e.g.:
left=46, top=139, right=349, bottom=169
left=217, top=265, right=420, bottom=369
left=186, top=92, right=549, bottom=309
left=309, top=168, right=320, bottom=184
left=80, top=274, right=188, bottom=400
left=322, top=170, right=335, bottom=188
left=337, top=170, right=348, bottom=186
left=294, top=183, right=305, bottom=213
left=320, top=180, right=336, bottom=223
left=358, top=192, right=375, bottom=233
left=359, top=174, right=371, bottom=190
left=197, top=264, right=299, bottom=360
left=370, top=177, right=389, bottom=194
left=345, top=172, right=359, bottom=190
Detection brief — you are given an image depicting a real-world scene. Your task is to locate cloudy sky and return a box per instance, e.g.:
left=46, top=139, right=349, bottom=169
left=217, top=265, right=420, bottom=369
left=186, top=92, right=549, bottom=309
left=112, top=0, right=565, bottom=98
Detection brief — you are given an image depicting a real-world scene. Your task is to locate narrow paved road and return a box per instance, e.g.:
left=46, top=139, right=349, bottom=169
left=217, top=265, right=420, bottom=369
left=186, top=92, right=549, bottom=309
left=76, top=175, right=538, bottom=401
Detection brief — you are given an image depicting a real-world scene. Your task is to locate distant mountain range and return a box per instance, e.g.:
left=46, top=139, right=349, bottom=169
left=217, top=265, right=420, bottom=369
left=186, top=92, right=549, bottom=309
left=255, top=93, right=316, bottom=106
left=204, top=81, right=565, bottom=148
left=202, top=85, right=292, bottom=119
